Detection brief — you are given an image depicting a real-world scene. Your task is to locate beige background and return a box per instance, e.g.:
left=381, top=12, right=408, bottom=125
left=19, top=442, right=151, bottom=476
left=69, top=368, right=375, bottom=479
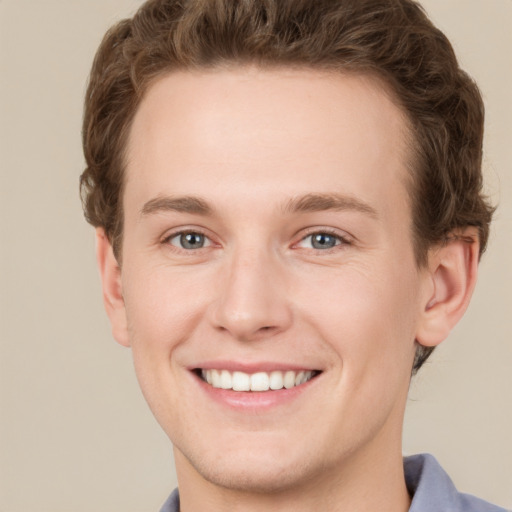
left=0, top=1, right=510, bottom=510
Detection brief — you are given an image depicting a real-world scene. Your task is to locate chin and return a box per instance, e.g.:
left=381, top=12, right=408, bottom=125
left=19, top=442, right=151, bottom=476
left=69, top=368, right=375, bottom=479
left=199, top=458, right=317, bottom=494
left=176, top=438, right=325, bottom=494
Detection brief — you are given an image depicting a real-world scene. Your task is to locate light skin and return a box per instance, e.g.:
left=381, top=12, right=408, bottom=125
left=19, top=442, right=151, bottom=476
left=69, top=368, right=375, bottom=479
left=96, top=68, right=479, bottom=512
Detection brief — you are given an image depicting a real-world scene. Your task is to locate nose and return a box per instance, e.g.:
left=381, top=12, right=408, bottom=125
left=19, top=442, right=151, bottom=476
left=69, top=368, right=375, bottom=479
left=210, top=246, right=293, bottom=342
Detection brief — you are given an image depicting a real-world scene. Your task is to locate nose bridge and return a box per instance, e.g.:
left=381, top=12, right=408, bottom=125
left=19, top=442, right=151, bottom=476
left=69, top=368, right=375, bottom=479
left=211, top=240, right=291, bottom=341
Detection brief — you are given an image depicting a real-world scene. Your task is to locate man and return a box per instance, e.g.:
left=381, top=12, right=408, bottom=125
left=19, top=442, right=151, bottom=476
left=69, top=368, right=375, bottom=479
left=80, top=0, right=505, bottom=510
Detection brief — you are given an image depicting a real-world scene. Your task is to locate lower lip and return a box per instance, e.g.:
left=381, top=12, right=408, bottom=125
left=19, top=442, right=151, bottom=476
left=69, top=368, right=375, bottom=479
left=193, top=373, right=319, bottom=411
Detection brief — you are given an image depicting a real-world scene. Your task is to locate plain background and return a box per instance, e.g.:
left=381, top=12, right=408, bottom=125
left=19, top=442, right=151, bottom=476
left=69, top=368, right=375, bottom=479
left=0, top=1, right=510, bottom=510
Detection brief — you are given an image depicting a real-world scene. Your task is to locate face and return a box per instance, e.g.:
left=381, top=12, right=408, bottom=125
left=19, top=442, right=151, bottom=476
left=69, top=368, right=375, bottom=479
left=111, top=68, right=432, bottom=492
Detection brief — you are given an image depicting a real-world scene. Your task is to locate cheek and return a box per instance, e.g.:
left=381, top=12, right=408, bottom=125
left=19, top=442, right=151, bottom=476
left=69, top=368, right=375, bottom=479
left=121, top=264, right=214, bottom=381
left=280, top=261, right=421, bottom=455
left=295, top=260, right=420, bottom=370
left=120, top=266, right=214, bottom=428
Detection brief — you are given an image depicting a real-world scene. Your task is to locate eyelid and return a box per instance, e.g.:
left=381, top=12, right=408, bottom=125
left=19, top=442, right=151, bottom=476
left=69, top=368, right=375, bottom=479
left=161, top=227, right=217, bottom=250
left=159, top=226, right=353, bottom=252
left=170, top=232, right=212, bottom=248
left=293, top=228, right=353, bottom=250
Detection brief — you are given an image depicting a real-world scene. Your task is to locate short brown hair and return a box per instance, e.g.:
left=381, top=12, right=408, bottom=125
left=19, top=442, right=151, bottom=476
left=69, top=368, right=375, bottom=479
left=80, top=0, right=494, bottom=372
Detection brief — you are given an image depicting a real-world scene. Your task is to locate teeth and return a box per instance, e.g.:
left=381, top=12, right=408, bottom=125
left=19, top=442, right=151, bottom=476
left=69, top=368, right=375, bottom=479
left=284, top=370, right=296, bottom=389
left=232, top=371, right=250, bottom=391
left=250, top=372, right=270, bottom=391
left=220, top=370, right=232, bottom=389
left=200, top=369, right=316, bottom=392
left=269, top=371, right=283, bottom=390
left=295, top=371, right=305, bottom=386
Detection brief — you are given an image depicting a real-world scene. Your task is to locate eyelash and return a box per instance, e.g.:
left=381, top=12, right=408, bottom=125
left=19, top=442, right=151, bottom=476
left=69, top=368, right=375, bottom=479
left=161, top=228, right=352, bottom=253
left=162, top=230, right=213, bottom=251
left=295, top=229, right=352, bottom=252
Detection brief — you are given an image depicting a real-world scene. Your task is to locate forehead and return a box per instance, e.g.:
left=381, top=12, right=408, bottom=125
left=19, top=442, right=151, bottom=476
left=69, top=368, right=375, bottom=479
left=124, top=67, right=412, bottom=221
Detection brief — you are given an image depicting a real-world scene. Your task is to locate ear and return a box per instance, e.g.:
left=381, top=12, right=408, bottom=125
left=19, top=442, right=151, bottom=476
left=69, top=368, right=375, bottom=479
left=416, top=229, right=480, bottom=348
left=95, top=228, right=130, bottom=347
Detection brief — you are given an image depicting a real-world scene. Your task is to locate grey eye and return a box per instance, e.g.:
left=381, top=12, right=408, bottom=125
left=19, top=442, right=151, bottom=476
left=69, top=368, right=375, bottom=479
left=168, top=232, right=211, bottom=250
left=296, top=232, right=343, bottom=250
left=181, top=233, right=204, bottom=249
left=310, top=233, right=339, bottom=249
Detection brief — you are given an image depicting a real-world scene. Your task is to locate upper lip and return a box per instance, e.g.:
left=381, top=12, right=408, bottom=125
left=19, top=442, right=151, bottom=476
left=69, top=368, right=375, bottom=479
left=189, top=361, right=321, bottom=373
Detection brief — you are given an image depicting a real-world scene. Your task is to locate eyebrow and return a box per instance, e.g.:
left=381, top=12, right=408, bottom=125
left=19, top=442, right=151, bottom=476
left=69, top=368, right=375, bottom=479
left=140, top=195, right=213, bottom=217
left=282, top=193, right=378, bottom=218
left=139, top=192, right=378, bottom=219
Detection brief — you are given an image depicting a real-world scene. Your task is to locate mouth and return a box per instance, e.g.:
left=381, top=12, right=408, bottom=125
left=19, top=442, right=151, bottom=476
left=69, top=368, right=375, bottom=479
left=195, top=368, right=321, bottom=392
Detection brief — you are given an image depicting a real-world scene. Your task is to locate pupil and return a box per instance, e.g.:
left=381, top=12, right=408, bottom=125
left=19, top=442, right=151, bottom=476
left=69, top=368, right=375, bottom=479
left=313, top=233, right=336, bottom=249
left=181, top=233, right=204, bottom=249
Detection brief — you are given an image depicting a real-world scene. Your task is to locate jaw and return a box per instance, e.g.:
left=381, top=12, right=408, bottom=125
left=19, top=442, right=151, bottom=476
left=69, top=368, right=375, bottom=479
left=172, top=403, right=410, bottom=512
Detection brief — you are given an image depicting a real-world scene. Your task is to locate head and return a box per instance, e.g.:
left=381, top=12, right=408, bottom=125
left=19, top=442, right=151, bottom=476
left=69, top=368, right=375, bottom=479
left=80, top=0, right=493, bottom=498
left=81, top=0, right=493, bottom=374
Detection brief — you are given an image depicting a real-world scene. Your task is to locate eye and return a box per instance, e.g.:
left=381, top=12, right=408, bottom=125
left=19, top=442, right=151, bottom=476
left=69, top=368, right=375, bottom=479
left=166, top=231, right=212, bottom=250
left=297, top=231, right=348, bottom=250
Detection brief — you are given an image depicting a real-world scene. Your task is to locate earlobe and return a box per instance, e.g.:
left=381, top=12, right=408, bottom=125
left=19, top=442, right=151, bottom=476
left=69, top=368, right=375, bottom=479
left=416, top=229, right=480, bottom=348
left=95, top=228, right=130, bottom=347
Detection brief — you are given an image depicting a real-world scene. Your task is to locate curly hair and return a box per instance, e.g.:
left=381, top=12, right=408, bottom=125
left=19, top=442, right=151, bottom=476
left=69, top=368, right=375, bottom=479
left=80, top=0, right=494, bottom=372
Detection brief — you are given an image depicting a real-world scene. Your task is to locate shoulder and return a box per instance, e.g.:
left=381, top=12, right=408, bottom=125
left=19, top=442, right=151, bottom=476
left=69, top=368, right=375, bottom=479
left=405, top=453, right=510, bottom=512
left=159, top=488, right=180, bottom=512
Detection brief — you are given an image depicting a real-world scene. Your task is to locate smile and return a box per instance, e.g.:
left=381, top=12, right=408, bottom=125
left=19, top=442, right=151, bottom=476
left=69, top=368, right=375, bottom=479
left=198, top=369, right=319, bottom=392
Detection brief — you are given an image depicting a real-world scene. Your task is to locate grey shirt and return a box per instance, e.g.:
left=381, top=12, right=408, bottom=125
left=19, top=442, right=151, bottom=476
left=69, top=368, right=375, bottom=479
left=159, top=453, right=509, bottom=512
